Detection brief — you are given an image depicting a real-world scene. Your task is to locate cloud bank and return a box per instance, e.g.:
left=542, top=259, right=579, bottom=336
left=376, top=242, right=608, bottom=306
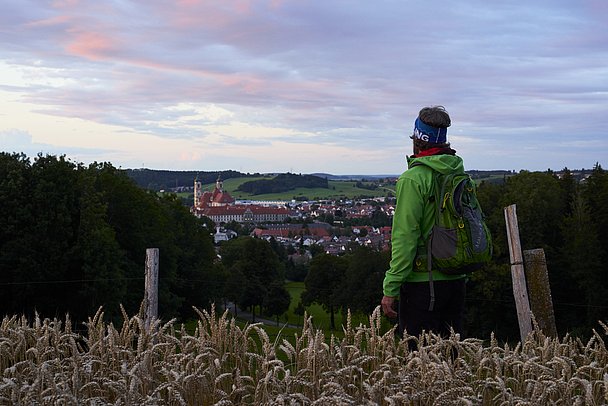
left=0, top=0, right=606, bottom=173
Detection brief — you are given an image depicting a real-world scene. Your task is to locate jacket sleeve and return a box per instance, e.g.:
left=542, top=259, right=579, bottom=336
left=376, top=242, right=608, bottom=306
left=383, top=175, right=425, bottom=297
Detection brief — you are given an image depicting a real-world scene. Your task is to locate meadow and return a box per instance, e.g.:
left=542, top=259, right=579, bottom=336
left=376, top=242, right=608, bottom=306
left=198, top=177, right=394, bottom=201
left=281, top=281, right=370, bottom=330
left=1, top=306, right=607, bottom=405
left=188, top=174, right=498, bottom=202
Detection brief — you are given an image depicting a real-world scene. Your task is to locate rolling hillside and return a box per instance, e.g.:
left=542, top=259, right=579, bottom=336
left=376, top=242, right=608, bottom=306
left=197, top=176, right=395, bottom=200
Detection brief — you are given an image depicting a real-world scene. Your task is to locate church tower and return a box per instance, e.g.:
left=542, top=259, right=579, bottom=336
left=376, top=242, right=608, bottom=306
left=194, top=177, right=202, bottom=209
left=215, top=174, right=223, bottom=192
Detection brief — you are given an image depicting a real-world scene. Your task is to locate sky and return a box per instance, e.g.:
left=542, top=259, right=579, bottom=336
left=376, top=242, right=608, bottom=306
left=1, top=0, right=607, bottom=175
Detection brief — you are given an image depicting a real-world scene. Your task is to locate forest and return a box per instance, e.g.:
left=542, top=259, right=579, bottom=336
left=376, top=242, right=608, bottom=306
left=125, top=168, right=253, bottom=191
left=236, top=172, right=329, bottom=195
left=0, top=153, right=221, bottom=324
left=0, top=152, right=607, bottom=342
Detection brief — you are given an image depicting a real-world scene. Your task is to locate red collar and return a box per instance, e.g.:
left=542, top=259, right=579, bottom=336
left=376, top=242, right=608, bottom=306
left=413, top=147, right=450, bottom=157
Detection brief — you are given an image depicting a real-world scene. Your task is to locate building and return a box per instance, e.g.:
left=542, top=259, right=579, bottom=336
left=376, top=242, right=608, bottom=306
left=213, top=227, right=237, bottom=244
left=192, top=175, right=290, bottom=224
left=194, top=175, right=235, bottom=208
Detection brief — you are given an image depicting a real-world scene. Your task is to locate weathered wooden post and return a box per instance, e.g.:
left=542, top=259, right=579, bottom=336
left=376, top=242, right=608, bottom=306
left=504, top=205, right=533, bottom=341
left=523, top=248, right=557, bottom=337
left=144, top=248, right=159, bottom=330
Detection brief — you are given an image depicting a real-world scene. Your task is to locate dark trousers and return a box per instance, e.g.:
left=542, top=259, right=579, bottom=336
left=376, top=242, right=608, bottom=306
left=398, top=279, right=466, bottom=339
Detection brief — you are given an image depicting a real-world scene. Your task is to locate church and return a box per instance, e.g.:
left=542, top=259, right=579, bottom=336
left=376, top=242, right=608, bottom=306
left=191, top=175, right=290, bottom=224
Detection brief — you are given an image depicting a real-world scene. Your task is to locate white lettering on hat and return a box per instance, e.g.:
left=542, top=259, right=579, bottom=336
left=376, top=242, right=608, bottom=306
left=413, top=128, right=429, bottom=142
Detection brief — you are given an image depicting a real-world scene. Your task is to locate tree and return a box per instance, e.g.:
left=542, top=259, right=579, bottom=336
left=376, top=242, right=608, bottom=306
left=308, top=243, right=325, bottom=257
left=501, top=171, right=565, bottom=251
left=338, top=246, right=388, bottom=315
left=468, top=174, right=564, bottom=340
left=559, top=188, right=605, bottom=333
left=0, top=154, right=219, bottom=324
left=465, top=263, right=520, bottom=341
left=0, top=153, right=35, bottom=316
left=285, top=258, right=308, bottom=282
left=475, top=172, right=564, bottom=339
left=581, top=164, right=608, bottom=265
left=565, top=165, right=608, bottom=335
left=94, top=163, right=185, bottom=319
left=302, top=253, right=348, bottom=330
left=558, top=168, right=577, bottom=218
left=222, top=264, right=245, bottom=316
left=264, top=281, right=291, bottom=325
left=268, top=237, right=287, bottom=262
left=74, top=168, right=128, bottom=321
left=370, top=209, right=391, bottom=227
left=157, top=193, right=219, bottom=319
left=293, top=300, right=305, bottom=325
left=220, top=237, right=283, bottom=321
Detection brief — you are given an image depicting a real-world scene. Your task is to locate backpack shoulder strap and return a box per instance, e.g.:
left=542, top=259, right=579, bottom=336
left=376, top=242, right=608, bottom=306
left=409, top=163, right=444, bottom=312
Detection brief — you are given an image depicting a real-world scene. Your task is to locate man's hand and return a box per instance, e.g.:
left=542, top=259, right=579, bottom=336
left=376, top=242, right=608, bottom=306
left=381, top=295, right=398, bottom=318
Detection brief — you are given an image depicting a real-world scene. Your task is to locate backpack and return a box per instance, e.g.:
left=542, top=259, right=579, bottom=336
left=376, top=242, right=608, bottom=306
left=413, top=166, right=493, bottom=310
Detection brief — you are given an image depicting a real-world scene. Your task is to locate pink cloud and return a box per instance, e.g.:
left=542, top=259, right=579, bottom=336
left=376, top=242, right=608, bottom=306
left=65, top=30, right=119, bottom=60
left=25, top=15, right=72, bottom=28
left=52, top=0, right=81, bottom=7
left=176, top=0, right=201, bottom=6
left=164, top=0, right=275, bottom=29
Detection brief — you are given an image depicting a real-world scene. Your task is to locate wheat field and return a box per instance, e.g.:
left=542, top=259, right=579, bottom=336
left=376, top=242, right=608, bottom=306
left=1, top=305, right=607, bottom=405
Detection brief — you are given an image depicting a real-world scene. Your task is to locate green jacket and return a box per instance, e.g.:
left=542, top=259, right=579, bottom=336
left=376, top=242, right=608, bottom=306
left=383, top=153, right=467, bottom=297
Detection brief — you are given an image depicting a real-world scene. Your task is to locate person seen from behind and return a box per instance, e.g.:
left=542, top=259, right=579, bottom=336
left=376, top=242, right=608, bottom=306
left=381, top=105, right=467, bottom=344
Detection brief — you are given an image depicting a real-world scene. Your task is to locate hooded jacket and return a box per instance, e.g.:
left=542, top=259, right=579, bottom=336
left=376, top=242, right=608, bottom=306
left=383, top=152, right=467, bottom=298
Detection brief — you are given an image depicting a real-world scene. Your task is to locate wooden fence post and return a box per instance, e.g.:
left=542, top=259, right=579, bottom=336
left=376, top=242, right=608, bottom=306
left=144, top=248, right=159, bottom=330
left=504, top=205, right=533, bottom=342
left=523, top=248, right=557, bottom=338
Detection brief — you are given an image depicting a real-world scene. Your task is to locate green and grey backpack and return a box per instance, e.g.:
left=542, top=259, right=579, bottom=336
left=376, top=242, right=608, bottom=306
left=414, top=166, right=493, bottom=310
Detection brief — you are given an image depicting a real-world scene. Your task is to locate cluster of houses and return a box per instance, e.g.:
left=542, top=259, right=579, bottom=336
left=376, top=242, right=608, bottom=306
left=191, top=176, right=394, bottom=255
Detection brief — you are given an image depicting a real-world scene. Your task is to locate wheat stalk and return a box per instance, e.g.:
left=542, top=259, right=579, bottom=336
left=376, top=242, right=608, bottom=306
left=1, top=306, right=607, bottom=404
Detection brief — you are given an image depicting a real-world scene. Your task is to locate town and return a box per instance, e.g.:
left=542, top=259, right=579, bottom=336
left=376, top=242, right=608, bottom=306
left=191, top=175, right=395, bottom=255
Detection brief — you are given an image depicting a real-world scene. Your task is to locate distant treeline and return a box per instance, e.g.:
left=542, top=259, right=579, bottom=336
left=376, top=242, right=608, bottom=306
left=123, top=168, right=596, bottom=192
left=468, top=169, right=595, bottom=183
left=237, top=173, right=329, bottom=195
left=468, top=170, right=513, bottom=178
left=124, top=168, right=254, bottom=191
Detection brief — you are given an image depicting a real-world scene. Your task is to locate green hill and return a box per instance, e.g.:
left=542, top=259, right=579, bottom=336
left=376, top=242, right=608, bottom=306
left=237, top=173, right=329, bottom=195
left=198, top=176, right=394, bottom=200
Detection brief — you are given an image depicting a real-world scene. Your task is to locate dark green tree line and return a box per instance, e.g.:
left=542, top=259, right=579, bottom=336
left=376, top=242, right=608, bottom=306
left=467, top=166, right=608, bottom=340
left=237, top=173, right=328, bottom=195
left=125, top=168, right=250, bottom=191
left=0, top=153, right=219, bottom=323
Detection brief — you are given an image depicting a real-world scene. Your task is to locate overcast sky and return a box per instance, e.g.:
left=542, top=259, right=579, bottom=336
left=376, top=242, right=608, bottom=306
left=1, top=0, right=606, bottom=175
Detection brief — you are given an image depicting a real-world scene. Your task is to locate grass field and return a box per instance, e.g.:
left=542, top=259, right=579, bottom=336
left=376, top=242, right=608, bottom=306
left=237, top=281, right=378, bottom=333
left=264, top=281, right=382, bottom=333
left=283, top=281, right=346, bottom=330
left=193, top=175, right=498, bottom=202
left=200, top=177, right=394, bottom=200
left=171, top=173, right=505, bottom=202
